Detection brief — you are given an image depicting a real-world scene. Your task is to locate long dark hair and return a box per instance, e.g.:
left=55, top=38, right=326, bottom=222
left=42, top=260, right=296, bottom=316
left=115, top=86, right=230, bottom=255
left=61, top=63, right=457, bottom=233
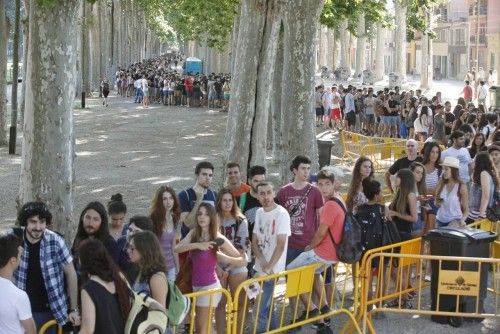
left=191, top=203, right=219, bottom=243
left=422, top=141, right=441, bottom=166
left=72, top=202, right=110, bottom=254
left=79, top=239, right=130, bottom=320
left=149, top=185, right=181, bottom=239
left=129, top=231, right=167, bottom=282
left=472, top=152, right=499, bottom=187
left=469, top=133, right=486, bottom=158
left=389, top=169, right=415, bottom=215
left=216, top=188, right=244, bottom=220
left=346, top=157, right=374, bottom=211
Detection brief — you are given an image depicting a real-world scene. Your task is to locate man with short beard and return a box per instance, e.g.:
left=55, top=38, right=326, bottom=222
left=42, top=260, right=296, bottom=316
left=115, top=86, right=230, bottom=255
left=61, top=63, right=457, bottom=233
left=12, top=202, right=80, bottom=333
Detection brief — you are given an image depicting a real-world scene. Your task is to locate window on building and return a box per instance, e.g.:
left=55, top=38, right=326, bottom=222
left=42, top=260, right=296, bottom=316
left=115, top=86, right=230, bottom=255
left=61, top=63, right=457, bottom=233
left=454, top=29, right=465, bottom=46
left=469, top=0, right=487, bottom=15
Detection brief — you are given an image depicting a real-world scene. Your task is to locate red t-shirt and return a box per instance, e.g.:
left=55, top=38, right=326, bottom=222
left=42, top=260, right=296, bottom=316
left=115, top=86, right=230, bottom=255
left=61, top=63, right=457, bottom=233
left=184, top=77, right=193, bottom=91
left=463, top=86, right=472, bottom=101
left=314, top=200, right=345, bottom=262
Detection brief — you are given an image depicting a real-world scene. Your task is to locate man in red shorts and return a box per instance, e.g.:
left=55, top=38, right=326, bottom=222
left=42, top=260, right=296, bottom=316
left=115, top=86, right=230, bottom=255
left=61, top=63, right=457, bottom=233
left=184, top=74, right=193, bottom=107
left=330, top=85, right=342, bottom=130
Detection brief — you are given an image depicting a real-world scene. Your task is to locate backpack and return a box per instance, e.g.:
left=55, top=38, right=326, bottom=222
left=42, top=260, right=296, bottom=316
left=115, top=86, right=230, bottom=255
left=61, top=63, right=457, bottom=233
left=124, top=289, right=169, bottom=334
left=165, top=280, right=191, bottom=326
left=486, top=185, right=500, bottom=222
left=327, top=197, right=363, bottom=264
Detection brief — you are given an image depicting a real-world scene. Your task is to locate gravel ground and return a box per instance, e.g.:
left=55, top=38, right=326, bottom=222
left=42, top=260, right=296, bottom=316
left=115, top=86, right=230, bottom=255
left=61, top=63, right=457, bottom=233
left=1, top=91, right=498, bottom=333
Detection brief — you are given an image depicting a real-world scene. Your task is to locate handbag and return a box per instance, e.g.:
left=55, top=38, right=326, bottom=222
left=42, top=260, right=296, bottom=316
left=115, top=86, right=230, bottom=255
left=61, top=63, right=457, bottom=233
left=382, top=219, right=401, bottom=246
left=175, top=254, right=193, bottom=294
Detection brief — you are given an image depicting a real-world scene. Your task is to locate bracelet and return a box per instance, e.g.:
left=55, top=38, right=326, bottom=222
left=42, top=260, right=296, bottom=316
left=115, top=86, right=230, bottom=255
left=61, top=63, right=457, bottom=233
left=70, top=308, right=79, bottom=313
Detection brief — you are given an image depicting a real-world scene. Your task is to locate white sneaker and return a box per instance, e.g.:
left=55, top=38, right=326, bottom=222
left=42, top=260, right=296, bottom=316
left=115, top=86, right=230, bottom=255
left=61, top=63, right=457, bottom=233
left=424, top=274, right=431, bottom=282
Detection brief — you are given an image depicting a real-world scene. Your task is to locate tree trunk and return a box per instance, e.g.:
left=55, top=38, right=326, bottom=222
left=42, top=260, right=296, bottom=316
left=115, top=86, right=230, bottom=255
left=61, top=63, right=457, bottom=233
left=20, top=0, right=29, bottom=125
left=420, top=7, right=433, bottom=89
left=326, top=28, right=335, bottom=70
left=250, top=0, right=281, bottom=167
left=340, top=19, right=349, bottom=69
left=355, top=13, right=366, bottom=76
left=224, top=0, right=279, bottom=178
left=394, top=0, right=407, bottom=83
left=374, top=21, right=385, bottom=81
left=9, top=0, right=21, bottom=153
left=0, top=1, right=9, bottom=146
left=319, top=25, right=327, bottom=68
left=280, top=0, right=324, bottom=183
left=19, top=0, right=79, bottom=240
left=271, top=28, right=284, bottom=163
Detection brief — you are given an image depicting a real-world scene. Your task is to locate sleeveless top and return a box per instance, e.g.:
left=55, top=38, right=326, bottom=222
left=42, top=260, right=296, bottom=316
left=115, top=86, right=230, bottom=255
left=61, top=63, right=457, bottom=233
left=82, top=280, right=124, bottom=334
left=436, top=183, right=462, bottom=223
left=425, top=168, right=440, bottom=191
left=191, top=249, right=218, bottom=287
left=160, top=229, right=176, bottom=272
left=468, top=173, right=495, bottom=220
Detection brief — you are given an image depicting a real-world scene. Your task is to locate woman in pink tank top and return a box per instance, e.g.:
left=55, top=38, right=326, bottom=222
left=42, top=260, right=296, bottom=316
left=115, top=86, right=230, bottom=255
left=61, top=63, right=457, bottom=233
left=175, top=203, right=246, bottom=334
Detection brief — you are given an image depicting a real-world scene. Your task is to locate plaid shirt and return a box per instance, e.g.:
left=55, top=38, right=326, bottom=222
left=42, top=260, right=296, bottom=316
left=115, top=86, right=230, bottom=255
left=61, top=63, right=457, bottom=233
left=13, top=228, right=73, bottom=325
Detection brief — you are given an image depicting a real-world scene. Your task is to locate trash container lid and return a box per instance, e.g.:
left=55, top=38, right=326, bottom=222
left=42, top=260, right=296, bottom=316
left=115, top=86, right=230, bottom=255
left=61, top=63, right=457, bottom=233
left=425, top=226, right=497, bottom=243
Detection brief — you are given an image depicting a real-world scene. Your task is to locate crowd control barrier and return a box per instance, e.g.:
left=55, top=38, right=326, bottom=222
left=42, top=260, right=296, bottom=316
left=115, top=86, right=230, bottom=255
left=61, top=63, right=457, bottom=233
left=360, top=252, right=500, bottom=334
left=173, top=287, right=233, bottom=334
left=38, top=320, right=62, bottom=334
left=231, top=263, right=362, bottom=334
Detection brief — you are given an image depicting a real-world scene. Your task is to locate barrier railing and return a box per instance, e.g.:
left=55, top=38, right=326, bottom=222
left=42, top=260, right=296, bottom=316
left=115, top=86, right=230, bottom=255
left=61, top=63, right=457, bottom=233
left=340, top=131, right=425, bottom=173
left=173, top=287, right=233, bottom=334
left=38, top=320, right=62, bottom=334
left=361, top=252, right=500, bottom=333
left=231, top=263, right=362, bottom=334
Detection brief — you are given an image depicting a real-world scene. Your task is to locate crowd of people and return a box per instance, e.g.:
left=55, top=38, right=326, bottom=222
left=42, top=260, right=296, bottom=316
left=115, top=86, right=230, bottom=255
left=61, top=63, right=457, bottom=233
left=315, top=79, right=499, bottom=145
left=100, top=54, right=231, bottom=110
left=2, top=137, right=498, bottom=333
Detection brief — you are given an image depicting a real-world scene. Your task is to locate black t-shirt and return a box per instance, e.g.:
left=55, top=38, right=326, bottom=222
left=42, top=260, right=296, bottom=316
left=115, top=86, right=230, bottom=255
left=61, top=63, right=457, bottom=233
left=388, top=156, right=423, bottom=175
left=238, top=192, right=262, bottom=238
left=26, top=239, right=50, bottom=312
left=82, top=280, right=124, bottom=334
left=388, top=99, right=400, bottom=116
left=444, top=112, right=455, bottom=135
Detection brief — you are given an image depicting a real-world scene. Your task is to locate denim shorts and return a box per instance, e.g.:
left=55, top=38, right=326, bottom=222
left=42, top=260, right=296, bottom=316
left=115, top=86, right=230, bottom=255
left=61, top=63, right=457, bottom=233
left=228, top=266, right=248, bottom=275
left=286, top=249, right=336, bottom=274
left=387, top=116, right=399, bottom=126
left=426, top=198, right=438, bottom=215
left=365, top=114, right=375, bottom=124
left=412, top=213, right=423, bottom=237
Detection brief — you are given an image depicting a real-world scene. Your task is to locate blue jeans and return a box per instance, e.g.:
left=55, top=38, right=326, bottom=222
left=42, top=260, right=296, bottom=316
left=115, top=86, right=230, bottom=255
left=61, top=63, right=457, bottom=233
left=286, top=247, right=304, bottom=266
left=134, top=88, right=143, bottom=103
left=257, top=279, right=277, bottom=333
left=33, top=311, right=56, bottom=334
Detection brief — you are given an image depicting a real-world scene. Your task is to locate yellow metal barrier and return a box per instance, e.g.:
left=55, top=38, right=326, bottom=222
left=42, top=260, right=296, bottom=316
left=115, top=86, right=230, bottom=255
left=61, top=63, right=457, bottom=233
left=173, top=287, right=233, bottom=334
left=38, top=320, right=62, bottom=334
left=232, top=263, right=362, bottom=334
left=469, top=218, right=500, bottom=240
left=361, top=252, right=500, bottom=334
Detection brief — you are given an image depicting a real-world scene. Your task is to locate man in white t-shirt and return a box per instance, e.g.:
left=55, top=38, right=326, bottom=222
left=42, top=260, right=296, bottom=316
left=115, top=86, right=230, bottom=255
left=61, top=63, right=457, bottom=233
left=252, top=181, right=291, bottom=333
left=441, top=130, right=472, bottom=184
left=0, top=233, right=36, bottom=334
left=477, top=80, right=488, bottom=107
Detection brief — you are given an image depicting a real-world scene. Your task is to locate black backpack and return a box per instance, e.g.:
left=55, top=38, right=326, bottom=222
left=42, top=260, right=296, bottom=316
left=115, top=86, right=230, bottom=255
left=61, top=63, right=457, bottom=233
left=327, top=198, right=363, bottom=264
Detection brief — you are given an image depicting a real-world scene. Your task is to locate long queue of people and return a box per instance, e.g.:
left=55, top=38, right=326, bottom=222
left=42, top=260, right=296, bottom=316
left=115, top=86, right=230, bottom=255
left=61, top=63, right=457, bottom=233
left=1, top=141, right=499, bottom=333
left=100, top=54, right=231, bottom=110
left=315, top=82, right=499, bottom=144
